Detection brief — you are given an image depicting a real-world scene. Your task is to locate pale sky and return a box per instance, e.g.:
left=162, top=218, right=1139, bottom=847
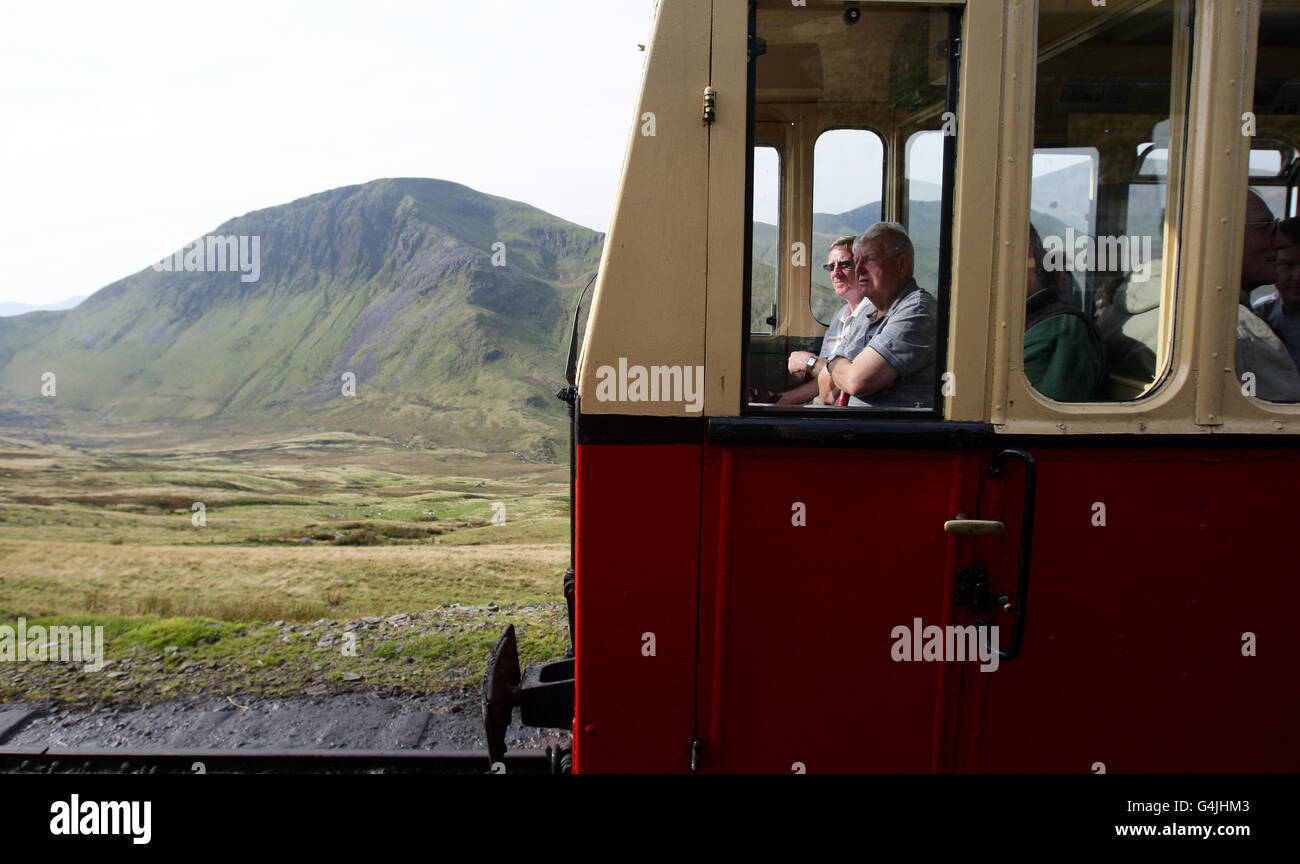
left=0, top=0, right=657, bottom=306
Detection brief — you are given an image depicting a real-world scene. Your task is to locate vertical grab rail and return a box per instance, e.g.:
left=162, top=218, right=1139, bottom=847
left=988, top=449, right=1037, bottom=660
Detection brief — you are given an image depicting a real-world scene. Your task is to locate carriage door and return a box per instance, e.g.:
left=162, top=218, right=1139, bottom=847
left=951, top=0, right=1300, bottom=773
left=700, top=1, right=970, bottom=773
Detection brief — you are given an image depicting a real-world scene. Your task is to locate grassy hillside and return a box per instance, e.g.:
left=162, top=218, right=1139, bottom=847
left=0, top=179, right=603, bottom=460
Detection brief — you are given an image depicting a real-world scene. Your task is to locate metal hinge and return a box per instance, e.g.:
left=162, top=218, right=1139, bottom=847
left=689, top=736, right=703, bottom=772
left=702, top=87, right=717, bottom=125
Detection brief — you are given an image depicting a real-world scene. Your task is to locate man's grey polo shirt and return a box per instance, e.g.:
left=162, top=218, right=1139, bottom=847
left=832, top=279, right=937, bottom=409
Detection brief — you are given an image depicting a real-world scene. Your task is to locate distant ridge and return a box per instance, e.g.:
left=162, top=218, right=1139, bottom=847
left=0, top=179, right=603, bottom=460
left=0, top=296, right=87, bottom=317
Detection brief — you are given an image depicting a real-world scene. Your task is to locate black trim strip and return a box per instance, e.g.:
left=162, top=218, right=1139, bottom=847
left=710, top=417, right=995, bottom=449
left=740, top=2, right=759, bottom=400
left=930, top=7, right=962, bottom=417
left=707, top=416, right=1300, bottom=451
left=989, top=433, right=1300, bottom=451
left=577, top=412, right=708, bottom=445
left=579, top=413, right=1300, bottom=451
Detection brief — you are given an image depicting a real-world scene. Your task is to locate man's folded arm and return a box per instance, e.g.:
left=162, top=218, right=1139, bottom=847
left=830, top=347, right=898, bottom=398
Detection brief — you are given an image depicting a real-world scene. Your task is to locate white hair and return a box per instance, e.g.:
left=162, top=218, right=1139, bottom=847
left=855, top=222, right=914, bottom=264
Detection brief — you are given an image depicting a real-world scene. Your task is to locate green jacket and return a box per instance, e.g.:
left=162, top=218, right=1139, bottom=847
left=1024, top=288, right=1106, bottom=401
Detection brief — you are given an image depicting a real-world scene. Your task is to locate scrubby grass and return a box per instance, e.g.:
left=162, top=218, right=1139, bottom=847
left=0, top=607, right=569, bottom=706
left=0, top=539, right=567, bottom=622
left=0, top=427, right=573, bottom=705
left=0, top=427, right=567, bottom=548
left=0, top=429, right=569, bottom=622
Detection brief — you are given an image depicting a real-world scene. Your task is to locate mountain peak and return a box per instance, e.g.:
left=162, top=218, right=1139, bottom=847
left=0, top=180, right=603, bottom=459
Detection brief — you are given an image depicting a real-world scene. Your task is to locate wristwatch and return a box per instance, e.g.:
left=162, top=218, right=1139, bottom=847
left=805, top=356, right=818, bottom=375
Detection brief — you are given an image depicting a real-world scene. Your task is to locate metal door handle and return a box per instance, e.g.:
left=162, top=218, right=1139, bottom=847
left=944, top=519, right=1005, bottom=536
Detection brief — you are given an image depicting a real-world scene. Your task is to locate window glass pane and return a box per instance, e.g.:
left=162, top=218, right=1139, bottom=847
left=904, top=131, right=945, bottom=297
left=1031, top=1, right=1185, bottom=403
left=750, top=146, right=780, bottom=335
left=1236, top=0, right=1300, bottom=403
left=811, top=129, right=884, bottom=325
left=1136, top=144, right=1169, bottom=179
left=746, top=3, right=956, bottom=412
left=1249, top=148, right=1284, bottom=178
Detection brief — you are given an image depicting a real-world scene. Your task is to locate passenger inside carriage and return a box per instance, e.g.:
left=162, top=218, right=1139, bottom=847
left=818, top=223, right=937, bottom=409
left=1236, top=191, right=1300, bottom=402
left=1251, top=218, right=1300, bottom=374
left=772, top=236, right=878, bottom=405
left=1096, top=275, right=1160, bottom=384
left=1024, top=225, right=1106, bottom=401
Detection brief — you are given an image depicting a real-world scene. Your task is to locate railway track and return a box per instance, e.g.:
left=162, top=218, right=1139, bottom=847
left=0, top=746, right=560, bottom=774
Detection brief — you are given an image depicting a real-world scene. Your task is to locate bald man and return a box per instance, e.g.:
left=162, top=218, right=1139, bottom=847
left=818, top=222, right=937, bottom=409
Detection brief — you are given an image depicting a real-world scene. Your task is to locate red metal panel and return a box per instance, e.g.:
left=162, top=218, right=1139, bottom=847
left=573, top=443, right=702, bottom=773
left=959, top=448, right=1300, bottom=773
left=574, top=438, right=1299, bottom=774
left=701, top=447, right=972, bottom=773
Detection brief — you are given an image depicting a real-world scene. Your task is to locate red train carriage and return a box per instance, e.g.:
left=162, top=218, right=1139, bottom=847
left=485, top=0, right=1300, bottom=773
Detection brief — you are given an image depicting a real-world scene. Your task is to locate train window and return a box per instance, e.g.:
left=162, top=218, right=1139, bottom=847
left=1246, top=142, right=1296, bottom=236
left=1028, top=0, right=1189, bottom=404
left=1032, top=148, right=1100, bottom=231
left=1235, top=0, right=1300, bottom=404
left=1249, top=147, right=1285, bottom=181
left=750, top=145, right=782, bottom=335
left=746, top=3, right=959, bottom=413
left=904, top=131, right=946, bottom=297
left=810, top=129, right=885, bottom=326
left=1136, top=142, right=1168, bottom=180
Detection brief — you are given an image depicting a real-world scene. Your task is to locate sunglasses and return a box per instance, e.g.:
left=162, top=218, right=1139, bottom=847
left=1247, top=218, right=1279, bottom=235
left=822, top=258, right=856, bottom=273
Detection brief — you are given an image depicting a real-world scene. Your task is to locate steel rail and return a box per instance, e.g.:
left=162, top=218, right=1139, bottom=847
left=0, top=746, right=556, bottom=774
